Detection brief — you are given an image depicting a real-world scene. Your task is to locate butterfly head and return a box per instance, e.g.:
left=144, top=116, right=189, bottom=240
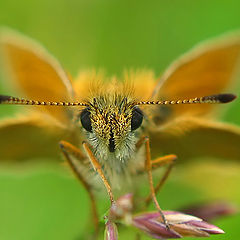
left=79, top=95, right=144, bottom=161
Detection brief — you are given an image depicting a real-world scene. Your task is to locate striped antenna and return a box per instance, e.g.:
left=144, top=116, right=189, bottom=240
left=0, top=93, right=237, bottom=107
left=136, top=94, right=237, bottom=106
left=0, top=95, right=88, bottom=107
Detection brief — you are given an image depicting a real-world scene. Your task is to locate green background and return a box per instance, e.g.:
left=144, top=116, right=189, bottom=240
left=0, top=0, right=240, bottom=239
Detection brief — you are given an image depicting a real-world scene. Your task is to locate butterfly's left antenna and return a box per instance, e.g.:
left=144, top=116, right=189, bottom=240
left=0, top=95, right=88, bottom=107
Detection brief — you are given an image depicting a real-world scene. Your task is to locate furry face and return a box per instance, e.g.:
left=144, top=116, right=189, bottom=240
left=80, top=94, right=143, bottom=167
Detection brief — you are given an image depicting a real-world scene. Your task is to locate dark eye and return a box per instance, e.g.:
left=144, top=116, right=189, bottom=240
left=80, top=108, right=92, bottom=132
left=131, top=107, right=143, bottom=131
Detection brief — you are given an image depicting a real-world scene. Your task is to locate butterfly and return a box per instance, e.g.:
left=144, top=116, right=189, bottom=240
left=0, top=28, right=240, bottom=235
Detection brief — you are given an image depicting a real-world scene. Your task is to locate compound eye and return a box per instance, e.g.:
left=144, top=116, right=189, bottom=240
left=131, top=107, right=143, bottom=131
left=80, top=108, right=92, bottom=132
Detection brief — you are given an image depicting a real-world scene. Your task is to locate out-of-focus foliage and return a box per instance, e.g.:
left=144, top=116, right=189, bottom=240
left=0, top=0, right=239, bottom=239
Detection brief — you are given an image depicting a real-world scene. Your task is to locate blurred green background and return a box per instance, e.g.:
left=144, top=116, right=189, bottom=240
left=0, top=0, right=240, bottom=239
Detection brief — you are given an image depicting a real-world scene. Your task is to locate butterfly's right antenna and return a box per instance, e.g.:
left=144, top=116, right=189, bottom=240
left=136, top=93, right=237, bottom=106
left=0, top=95, right=88, bottom=107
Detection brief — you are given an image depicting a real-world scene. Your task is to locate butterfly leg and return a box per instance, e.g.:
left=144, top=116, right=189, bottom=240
left=82, top=141, right=115, bottom=204
left=59, top=140, right=99, bottom=232
left=143, top=136, right=169, bottom=227
left=145, top=154, right=177, bottom=207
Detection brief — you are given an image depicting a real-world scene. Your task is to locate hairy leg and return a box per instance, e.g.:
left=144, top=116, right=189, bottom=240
left=82, top=141, right=115, bottom=204
left=144, top=136, right=168, bottom=226
left=59, top=140, right=99, bottom=232
left=136, top=136, right=177, bottom=227
left=145, top=154, right=176, bottom=206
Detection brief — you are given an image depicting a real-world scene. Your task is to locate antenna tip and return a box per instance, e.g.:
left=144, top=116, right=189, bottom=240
left=217, top=93, right=237, bottom=103
left=202, top=94, right=237, bottom=104
left=0, top=95, right=11, bottom=104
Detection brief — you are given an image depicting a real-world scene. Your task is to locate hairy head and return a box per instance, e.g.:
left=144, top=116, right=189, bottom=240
left=79, top=94, right=143, bottom=162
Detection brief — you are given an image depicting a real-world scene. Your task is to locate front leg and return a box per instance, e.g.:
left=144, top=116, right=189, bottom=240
left=82, top=141, right=115, bottom=204
left=136, top=136, right=176, bottom=228
left=136, top=136, right=177, bottom=205
left=59, top=140, right=99, bottom=232
left=144, top=136, right=168, bottom=226
left=145, top=154, right=177, bottom=206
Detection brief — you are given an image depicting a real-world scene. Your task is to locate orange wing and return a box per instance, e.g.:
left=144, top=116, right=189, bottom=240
left=0, top=28, right=74, bottom=125
left=149, top=117, right=240, bottom=162
left=151, top=31, right=240, bottom=124
left=0, top=114, right=77, bottom=162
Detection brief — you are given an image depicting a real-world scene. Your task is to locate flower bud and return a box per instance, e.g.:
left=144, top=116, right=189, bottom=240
left=132, top=211, right=224, bottom=239
left=109, top=193, right=133, bottom=223
left=104, top=221, right=118, bottom=240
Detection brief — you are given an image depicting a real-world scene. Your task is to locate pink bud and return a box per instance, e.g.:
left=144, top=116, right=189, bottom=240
left=132, top=211, right=224, bottom=239
left=133, top=212, right=181, bottom=239
left=104, top=221, right=118, bottom=240
left=109, top=193, right=133, bottom=222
